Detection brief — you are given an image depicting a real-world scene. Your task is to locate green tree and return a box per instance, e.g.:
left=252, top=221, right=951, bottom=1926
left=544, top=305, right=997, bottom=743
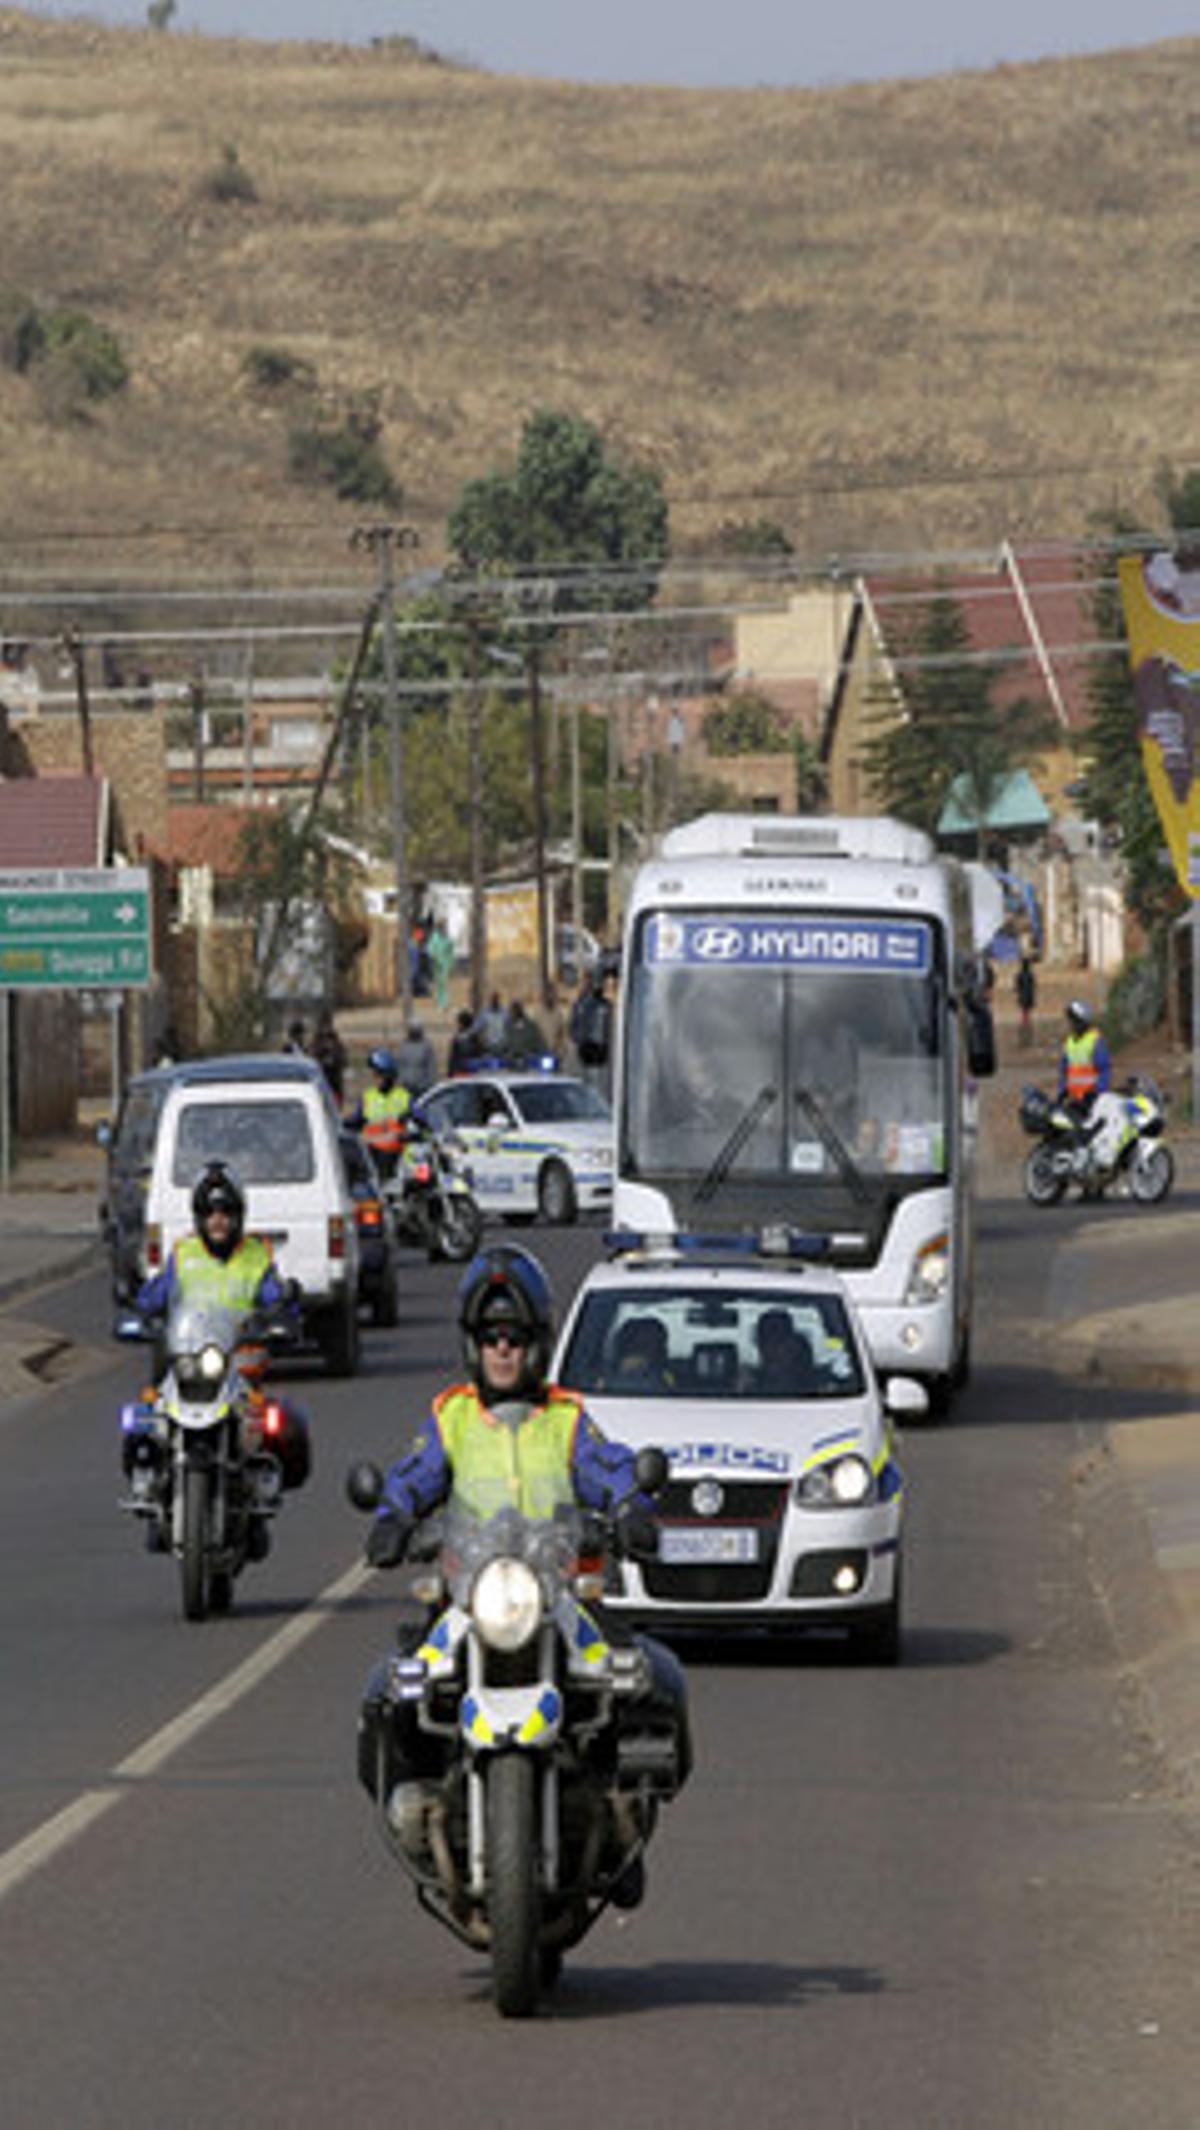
left=214, top=809, right=356, bottom=1040
left=702, top=688, right=788, bottom=754
left=858, top=590, right=1050, bottom=848
left=447, top=408, right=668, bottom=615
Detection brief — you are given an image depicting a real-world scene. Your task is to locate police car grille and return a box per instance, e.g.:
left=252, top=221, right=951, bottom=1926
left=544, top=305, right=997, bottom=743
left=645, top=1479, right=788, bottom=1605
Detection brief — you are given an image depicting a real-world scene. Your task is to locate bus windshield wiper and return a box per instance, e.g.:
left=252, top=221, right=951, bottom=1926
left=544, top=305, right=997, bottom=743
left=794, top=1088, right=872, bottom=1204
left=692, top=1084, right=778, bottom=1208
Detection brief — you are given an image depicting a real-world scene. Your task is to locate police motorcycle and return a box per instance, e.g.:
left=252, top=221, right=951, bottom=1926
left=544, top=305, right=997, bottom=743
left=116, top=1294, right=309, bottom=1621
left=1019, top=1076, right=1173, bottom=1207
left=348, top=1453, right=686, bottom=2018
left=385, top=1113, right=483, bottom=1263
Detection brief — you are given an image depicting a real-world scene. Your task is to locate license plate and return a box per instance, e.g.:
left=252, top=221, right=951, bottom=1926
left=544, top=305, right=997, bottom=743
left=659, top=1526, right=758, bottom=1565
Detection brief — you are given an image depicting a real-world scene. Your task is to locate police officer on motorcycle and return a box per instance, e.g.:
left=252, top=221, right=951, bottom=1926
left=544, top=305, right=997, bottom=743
left=347, top=1046, right=412, bottom=1179
left=137, top=1161, right=290, bottom=1320
left=129, top=1162, right=305, bottom=1553
left=1057, top=999, right=1112, bottom=1124
left=361, top=1244, right=691, bottom=1903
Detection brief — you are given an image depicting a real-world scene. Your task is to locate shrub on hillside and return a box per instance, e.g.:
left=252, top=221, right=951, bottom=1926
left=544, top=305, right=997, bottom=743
left=243, top=344, right=316, bottom=392
left=201, top=144, right=258, bottom=205
left=287, top=401, right=400, bottom=506
left=0, top=288, right=45, bottom=374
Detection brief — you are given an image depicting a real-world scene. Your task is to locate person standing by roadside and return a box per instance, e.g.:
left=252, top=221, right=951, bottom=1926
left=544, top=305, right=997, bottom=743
left=309, top=1008, right=347, bottom=1107
left=427, top=917, right=455, bottom=1014
left=1015, top=956, right=1037, bottom=1048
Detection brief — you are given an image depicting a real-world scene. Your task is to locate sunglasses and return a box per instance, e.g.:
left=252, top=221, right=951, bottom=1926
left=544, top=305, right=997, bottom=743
left=480, top=1327, right=529, bottom=1352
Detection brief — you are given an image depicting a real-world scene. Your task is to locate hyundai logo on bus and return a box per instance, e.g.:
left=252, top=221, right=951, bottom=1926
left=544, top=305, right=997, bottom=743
left=647, top=916, right=931, bottom=974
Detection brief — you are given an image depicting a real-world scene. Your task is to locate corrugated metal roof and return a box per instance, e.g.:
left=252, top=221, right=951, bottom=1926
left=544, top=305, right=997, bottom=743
left=937, top=767, right=1051, bottom=835
left=0, top=772, right=106, bottom=866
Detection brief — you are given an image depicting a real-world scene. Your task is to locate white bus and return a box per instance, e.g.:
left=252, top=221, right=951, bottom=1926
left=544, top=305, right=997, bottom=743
left=613, top=814, right=999, bottom=1413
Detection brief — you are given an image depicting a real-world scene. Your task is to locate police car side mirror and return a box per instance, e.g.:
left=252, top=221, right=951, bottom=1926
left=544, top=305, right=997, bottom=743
left=883, top=1377, right=929, bottom=1420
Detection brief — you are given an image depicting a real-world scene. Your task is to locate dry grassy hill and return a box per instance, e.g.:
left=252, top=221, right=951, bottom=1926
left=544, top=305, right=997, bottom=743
left=1, top=6, right=1199, bottom=581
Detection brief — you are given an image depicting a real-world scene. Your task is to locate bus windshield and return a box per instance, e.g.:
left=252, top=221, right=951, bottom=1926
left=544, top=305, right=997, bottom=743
left=621, top=910, right=949, bottom=1221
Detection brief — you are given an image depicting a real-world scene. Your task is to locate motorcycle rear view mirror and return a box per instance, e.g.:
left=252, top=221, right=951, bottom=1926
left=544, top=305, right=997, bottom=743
left=634, top=1446, right=669, bottom=1497
left=346, top=1460, right=384, bottom=1513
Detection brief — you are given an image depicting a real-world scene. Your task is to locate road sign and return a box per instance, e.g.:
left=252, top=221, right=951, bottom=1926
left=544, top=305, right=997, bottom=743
left=0, top=867, right=151, bottom=990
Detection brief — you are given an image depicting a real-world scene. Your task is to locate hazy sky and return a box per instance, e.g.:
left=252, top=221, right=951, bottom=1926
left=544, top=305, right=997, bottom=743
left=22, top=0, right=1200, bottom=89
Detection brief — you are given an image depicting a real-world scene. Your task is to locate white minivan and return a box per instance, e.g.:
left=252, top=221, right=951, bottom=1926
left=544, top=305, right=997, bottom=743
left=141, top=1054, right=362, bottom=1376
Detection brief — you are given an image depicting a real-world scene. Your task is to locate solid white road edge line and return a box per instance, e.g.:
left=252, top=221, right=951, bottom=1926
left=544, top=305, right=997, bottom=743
left=0, top=1556, right=374, bottom=1905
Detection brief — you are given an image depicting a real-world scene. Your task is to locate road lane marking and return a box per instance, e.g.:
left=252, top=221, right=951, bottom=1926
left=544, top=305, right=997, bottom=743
left=0, top=1556, right=373, bottom=1905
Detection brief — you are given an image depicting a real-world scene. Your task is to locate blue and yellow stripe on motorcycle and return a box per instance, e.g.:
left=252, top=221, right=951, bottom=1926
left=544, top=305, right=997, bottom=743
left=572, top=1604, right=609, bottom=1668
left=517, top=1687, right=562, bottom=1744
left=461, top=1694, right=497, bottom=1746
left=417, top=1609, right=461, bottom=1673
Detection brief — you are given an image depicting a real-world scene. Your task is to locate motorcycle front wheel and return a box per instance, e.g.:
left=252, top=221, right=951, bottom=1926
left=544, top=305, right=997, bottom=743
left=436, top=1195, right=483, bottom=1263
left=1130, top=1143, right=1174, bottom=1204
left=181, top=1460, right=210, bottom=1622
left=1024, top=1146, right=1066, bottom=1207
left=486, top=1753, right=540, bottom=2018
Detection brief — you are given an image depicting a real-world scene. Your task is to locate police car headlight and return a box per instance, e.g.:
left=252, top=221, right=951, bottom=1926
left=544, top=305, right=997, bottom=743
left=796, top=1455, right=874, bottom=1508
left=471, top=1558, right=543, bottom=1651
left=904, top=1233, right=948, bottom=1304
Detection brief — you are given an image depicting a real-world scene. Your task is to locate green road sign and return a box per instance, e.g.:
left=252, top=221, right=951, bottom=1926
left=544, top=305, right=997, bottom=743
left=0, top=868, right=151, bottom=990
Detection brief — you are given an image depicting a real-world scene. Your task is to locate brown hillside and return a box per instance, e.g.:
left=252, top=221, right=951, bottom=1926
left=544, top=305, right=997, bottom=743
left=1, top=7, right=1199, bottom=579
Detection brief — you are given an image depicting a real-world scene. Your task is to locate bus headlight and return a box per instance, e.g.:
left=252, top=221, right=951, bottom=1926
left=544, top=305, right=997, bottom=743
left=796, top=1454, right=875, bottom=1508
left=471, top=1558, right=543, bottom=1651
left=905, top=1233, right=948, bottom=1305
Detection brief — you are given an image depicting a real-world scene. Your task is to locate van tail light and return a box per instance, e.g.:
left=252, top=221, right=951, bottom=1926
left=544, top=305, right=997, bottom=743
left=356, top=1197, right=383, bottom=1234
left=146, top=1223, right=162, bottom=1271
left=328, top=1214, right=346, bottom=1260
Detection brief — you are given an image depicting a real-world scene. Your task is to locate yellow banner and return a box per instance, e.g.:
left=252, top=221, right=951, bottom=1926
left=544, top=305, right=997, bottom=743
left=485, top=882, right=540, bottom=959
left=1117, top=553, right=1200, bottom=897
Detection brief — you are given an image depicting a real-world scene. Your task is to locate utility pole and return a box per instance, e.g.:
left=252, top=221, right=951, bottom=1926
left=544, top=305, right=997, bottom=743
left=189, top=669, right=205, bottom=803
left=445, top=570, right=499, bottom=1017
left=528, top=635, right=550, bottom=1007
left=353, top=522, right=419, bottom=1026
left=60, top=627, right=94, bottom=778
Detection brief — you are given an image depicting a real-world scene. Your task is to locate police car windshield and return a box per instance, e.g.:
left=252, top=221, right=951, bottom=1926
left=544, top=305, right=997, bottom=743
left=558, top=1285, right=866, bottom=1401
left=512, top=1081, right=611, bottom=1126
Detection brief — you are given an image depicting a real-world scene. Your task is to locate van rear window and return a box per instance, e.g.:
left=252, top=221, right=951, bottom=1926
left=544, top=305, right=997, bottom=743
left=172, top=1100, right=316, bottom=1187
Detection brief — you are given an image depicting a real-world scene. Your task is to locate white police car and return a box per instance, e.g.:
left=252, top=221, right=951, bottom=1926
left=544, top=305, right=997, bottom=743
left=418, top=1073, right=613, bottom=1225
left=552, top=1232, right=923, bottom=1660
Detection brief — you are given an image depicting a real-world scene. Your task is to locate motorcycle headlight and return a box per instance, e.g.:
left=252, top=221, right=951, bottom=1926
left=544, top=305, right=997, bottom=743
left=904, top=1233, right=948, bottom=1305
left=796, top=1454, right=875, bottom=1508
left=471, top=1558, right=543, bottom=1652
left=175, top=1343, right=227, bottom=1400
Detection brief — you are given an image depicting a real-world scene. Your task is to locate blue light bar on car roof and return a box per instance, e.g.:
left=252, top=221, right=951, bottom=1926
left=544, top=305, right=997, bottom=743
left=603, top=1227, right=840, bottom=1264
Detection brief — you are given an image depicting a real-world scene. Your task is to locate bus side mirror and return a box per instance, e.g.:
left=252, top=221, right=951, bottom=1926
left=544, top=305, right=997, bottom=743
left=966, top=1000, right=996, bottom=1079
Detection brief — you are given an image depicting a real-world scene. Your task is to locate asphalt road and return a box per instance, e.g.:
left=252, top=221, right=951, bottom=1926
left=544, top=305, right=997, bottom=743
left=2, top=1212, right=1197, bottom=2129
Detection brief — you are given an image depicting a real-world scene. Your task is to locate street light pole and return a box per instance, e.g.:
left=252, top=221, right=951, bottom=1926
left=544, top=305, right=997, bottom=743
left=353, top=521, right=419, bottom=1026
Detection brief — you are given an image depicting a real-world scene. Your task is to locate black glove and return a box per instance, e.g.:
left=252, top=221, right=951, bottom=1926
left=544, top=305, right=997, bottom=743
left=614, top=1498, right=659, bottom=1562
left=366, top=1513, right=413, bottom=1570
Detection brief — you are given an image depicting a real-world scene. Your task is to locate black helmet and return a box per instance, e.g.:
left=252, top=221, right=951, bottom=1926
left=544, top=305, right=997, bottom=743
left=367, top=1045, right=397, bottom=1083
left=457, top=1246, right=554, bottom=1397
left=1065, top=999, right=1093, bottom=1035
left=191, top=1161, right=245, bottom=1258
